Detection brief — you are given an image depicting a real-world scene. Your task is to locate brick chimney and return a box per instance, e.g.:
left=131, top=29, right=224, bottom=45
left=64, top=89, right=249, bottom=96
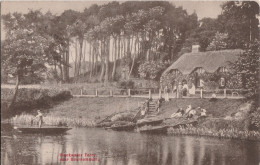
left=192, top=45, right=200, bottom=53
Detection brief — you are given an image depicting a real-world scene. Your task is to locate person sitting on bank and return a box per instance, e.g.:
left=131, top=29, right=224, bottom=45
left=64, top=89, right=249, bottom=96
left=35, top=110, right=43, bottom=128
left=209, top=92, right=217, bottom=101
left=185, top=105, right=192, bottom=114
left=200, top=108, right=207, bottom=117
left=171, top=108, right=184, bottom=118
left=187, top=109, right=197, bottom=119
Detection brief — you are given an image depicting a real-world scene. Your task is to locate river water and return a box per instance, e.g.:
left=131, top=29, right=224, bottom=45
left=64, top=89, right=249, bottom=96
left=1, top=124, right=260, bottom=165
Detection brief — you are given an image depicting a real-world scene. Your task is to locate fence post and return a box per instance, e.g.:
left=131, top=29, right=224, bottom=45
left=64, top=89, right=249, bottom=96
left=200, top=89, right=203, bottom=98
left=110, top=89, right=113, bottom=97
left=80, top=89, right=83, bottom=96
left=95, top=89, right=98, bottom=97
left=149, top=89, right=152, bottom=99
left=224, top=89, right=227, bottom=98
left=176, top=88, right=179, bottom=98
left=159, top=89, right=162, bottom=98
left=128, top=89, right=131, bottom=97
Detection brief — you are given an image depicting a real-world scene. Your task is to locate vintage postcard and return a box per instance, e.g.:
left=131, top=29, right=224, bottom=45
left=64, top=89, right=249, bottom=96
left=1, top=1, right=260, bottom=165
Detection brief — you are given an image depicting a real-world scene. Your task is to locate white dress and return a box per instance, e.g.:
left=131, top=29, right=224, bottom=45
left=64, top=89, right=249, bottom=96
left=189, top=83, right=196, bottom=95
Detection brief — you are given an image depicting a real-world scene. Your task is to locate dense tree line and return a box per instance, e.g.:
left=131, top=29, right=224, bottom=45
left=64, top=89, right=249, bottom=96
left=2, top=1, right=259, bottom=85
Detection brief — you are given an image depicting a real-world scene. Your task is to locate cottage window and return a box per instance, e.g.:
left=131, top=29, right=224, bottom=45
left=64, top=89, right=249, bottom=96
left=220, top=77, right=225, bottom=87
left=171, top=69, right=179, bottom=76
left=197, top=79, right=204, bottom=87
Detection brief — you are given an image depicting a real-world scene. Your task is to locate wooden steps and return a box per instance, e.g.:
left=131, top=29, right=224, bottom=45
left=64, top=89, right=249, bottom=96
left=147, top=101, right=158, bottom=116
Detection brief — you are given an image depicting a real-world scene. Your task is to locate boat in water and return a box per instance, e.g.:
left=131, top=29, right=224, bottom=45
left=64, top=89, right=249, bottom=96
left=14, top=126, right=72, bottom=134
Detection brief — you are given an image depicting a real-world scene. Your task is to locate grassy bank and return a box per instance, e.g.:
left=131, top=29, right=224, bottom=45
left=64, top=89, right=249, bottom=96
left=8, top=96, right=260, bottom=140
left=168, top=127, right=260, bottom=141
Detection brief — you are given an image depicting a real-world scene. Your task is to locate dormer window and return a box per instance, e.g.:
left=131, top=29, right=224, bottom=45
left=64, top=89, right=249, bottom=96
left=171, top=69, right=179, bottom=76
left=219, top=67, right=228, bottom=73
left=196, top=67, right=205, bottom=74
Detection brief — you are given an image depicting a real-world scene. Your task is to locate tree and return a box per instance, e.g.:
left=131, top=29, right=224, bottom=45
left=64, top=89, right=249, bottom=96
left=217, top=1, right=259, bottom=49
left=2, top=11, right=52, bottom=110
left=206, top=32, right=228, bottom=51
left=233, top=40, right=260, bottom=98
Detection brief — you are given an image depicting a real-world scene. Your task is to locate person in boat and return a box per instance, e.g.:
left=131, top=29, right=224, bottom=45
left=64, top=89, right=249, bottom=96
left=35, top=110, right=43, bottom=128
left=171, top=108, right=184, bottom=118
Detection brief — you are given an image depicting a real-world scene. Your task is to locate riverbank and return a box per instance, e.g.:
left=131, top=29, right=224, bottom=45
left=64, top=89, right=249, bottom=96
left=7, top=96, right=260, bottom=140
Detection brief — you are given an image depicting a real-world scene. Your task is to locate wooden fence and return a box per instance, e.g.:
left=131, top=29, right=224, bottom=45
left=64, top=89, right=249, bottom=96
left=72, top=88, right=247, bottom=99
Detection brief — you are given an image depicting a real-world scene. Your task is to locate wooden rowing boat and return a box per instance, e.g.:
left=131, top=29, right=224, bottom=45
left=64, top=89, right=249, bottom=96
left=136, top=117, right=164, bottom=127
left=138, top=125, right=169, bottom=134
left=14, top=127, right=72, bottom=134
left=110, top=123, right=136, bottom=131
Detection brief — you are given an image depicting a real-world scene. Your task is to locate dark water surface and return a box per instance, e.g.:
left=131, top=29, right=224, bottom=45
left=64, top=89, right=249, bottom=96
left=1, top=124, right=260, bottom=165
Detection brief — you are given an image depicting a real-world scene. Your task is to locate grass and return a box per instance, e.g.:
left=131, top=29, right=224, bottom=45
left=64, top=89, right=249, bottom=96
left=168, top=126, right=260, bottom=141
left=11, top=114, right=95, bottom=127
left=47, top=97, right=146, bottom=121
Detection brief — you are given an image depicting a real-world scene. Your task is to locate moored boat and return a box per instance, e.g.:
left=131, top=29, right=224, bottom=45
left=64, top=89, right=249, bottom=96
left=14, top=127, right=72, bottom=134
left=110, top=123, right=136, bottom=131
left=136, top=117, right=164, bottom=127
left=138, top=125, right=169, bottom=134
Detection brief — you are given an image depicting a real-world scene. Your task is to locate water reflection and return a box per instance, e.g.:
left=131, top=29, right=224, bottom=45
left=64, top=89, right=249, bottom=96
left=1, top=125, right=260, bottom=165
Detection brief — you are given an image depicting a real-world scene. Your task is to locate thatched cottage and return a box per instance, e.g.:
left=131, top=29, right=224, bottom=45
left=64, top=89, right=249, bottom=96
left=161, top=47, right=243, bottom=90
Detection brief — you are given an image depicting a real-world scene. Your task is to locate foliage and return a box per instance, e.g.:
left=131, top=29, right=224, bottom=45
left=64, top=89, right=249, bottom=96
left=138, top=60, right=170, bottom=80
left=117, top=80, right=135, bottom=89
left=233, top=40, right=260, bottom=98
left=203, top=81, right=219, bottom=90
left=206, top=32, right=228, bottom=51
left=217, top=1, right=259, bottom=49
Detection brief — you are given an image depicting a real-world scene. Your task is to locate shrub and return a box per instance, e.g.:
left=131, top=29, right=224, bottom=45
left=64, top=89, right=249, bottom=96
left=203, top=81, right=219, bottom=90
left=117, top=80, right=135, bottom=89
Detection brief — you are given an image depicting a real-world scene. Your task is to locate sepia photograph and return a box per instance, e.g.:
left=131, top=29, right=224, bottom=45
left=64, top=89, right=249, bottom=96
left=1, top=1, right=260, bottom=165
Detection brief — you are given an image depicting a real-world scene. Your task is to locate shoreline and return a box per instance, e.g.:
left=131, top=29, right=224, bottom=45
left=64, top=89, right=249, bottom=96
left=6, top=114, right=260, bottom=141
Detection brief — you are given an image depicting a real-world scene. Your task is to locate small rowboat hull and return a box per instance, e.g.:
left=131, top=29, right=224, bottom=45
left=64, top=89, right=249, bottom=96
left=137, top=117, right=164, bottom=127
left=14, top=127, right=72, bottom=134
left=111, top=123, right=136, bottom=131
left=139, top=126, right=168, bottom=134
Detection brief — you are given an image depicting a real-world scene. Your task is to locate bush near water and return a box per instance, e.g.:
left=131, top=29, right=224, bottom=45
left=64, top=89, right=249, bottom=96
left=1, top=88, right=72, bottom=118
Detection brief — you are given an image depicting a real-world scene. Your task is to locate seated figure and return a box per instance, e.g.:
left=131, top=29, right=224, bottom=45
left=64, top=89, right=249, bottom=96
left=171, top=108, right=184, bottom=118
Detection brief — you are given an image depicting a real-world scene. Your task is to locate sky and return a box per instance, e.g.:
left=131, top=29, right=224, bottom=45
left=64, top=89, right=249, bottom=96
left=1, top=1, right=224, bottom=41
left=1, top=1, right=224, bottom=19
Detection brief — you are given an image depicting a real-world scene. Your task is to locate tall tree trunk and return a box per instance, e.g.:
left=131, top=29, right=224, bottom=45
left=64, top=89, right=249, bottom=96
left=90, top=44, right=94, bottom=78
left=8, top=75, right=20, bottom=111
left=74, top=40, right=78, bottom=78
left=89, top=41, right=92, bottom=78
left=59, top=60, right=63, bottom=83
left=112, top=37, right=117, bottom=81
left=95, top=41, right=98, bottom=75
left=62, top=53, right=66, bottom=82
left=65, top=41, right=70, bottom=82
left=78, top=37, right=83, bottom=76
left=104, top=38, right=110, bottom=82
left=127, top=35, right=131, bottom=57
left=99, top=41, right=105, bottom=82
left=128, top=36, right=138, bottom=79
left=83, top=40, right=87, bottom=76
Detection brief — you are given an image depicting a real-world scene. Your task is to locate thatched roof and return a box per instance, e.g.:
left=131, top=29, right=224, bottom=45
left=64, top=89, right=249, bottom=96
left=163, top=49, right=243, bottom=75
